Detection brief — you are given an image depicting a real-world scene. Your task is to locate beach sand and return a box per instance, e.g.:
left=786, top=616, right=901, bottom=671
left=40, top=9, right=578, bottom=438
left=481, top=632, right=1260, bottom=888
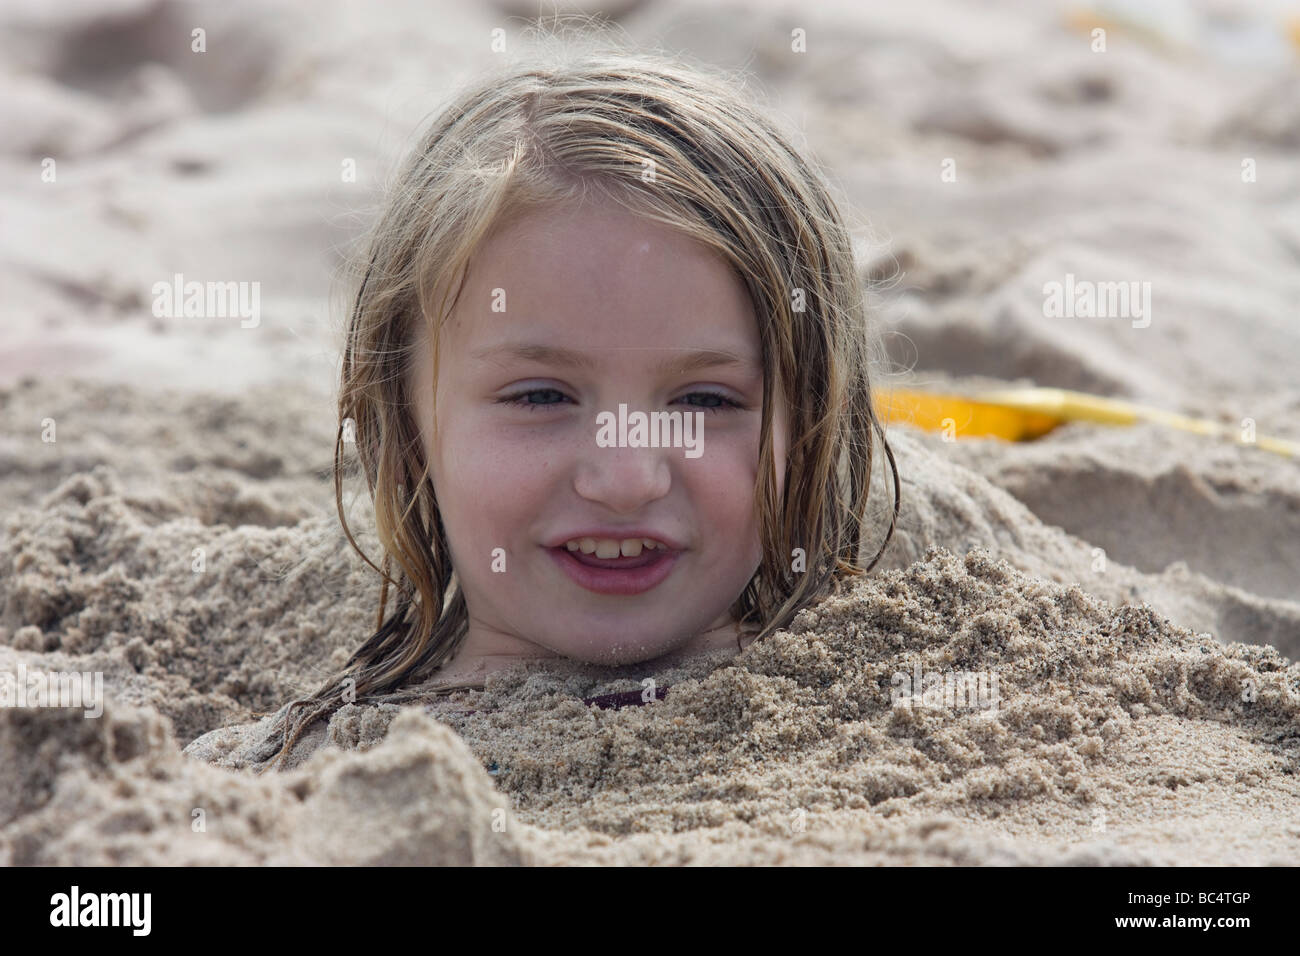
left=2, top=0, right=1299, bottom=864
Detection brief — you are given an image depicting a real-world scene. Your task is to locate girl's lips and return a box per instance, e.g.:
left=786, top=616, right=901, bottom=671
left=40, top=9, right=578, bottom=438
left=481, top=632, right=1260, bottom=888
left=546, top=545, right=680, bottom=595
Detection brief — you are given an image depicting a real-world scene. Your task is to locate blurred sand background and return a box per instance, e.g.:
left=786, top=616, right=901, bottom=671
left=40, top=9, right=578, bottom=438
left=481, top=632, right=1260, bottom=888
left=2, top=0, right=1299, bottom=864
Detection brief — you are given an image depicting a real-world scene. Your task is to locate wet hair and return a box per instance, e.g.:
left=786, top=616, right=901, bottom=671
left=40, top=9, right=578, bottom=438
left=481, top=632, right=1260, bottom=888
left=263, top=22, right=899, bottom=770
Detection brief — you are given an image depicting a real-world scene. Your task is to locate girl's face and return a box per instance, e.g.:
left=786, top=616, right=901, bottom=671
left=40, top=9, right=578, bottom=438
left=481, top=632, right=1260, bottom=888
left=410, top=198, right=789, bottom=671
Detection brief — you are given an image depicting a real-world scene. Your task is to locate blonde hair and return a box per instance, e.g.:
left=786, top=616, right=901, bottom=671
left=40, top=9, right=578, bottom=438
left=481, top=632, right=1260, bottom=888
left=266, top=26, right=899, bottom=769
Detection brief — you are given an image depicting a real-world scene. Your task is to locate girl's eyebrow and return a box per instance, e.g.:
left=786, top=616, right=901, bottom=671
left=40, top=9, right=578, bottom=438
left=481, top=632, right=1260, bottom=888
left=470, top=343, right=758, bottom=376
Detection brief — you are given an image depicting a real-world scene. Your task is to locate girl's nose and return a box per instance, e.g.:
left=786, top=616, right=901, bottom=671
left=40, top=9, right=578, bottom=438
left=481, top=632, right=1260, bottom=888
left=572, top=442, right=673, bottom=512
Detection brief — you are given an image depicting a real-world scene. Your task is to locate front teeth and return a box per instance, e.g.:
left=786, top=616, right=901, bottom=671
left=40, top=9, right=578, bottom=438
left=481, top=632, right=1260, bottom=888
left=564, top=537, right=666, bottom=557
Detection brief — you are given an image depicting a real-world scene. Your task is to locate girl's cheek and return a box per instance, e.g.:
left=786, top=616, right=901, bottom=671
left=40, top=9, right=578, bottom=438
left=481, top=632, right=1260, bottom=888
left=688, top=454, right=759, bottom=525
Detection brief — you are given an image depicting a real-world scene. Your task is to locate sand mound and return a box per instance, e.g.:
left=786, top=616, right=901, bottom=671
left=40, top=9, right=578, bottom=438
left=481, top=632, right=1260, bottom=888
left=0, top=663, right=526, bottom=866
left=8, top=544, right=1297, bottom=866
left=0, top=379, right=373, bottom=744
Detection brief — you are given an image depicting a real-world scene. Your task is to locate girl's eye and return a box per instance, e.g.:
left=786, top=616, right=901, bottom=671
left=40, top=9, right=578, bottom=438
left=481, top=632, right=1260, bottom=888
left=498, top=389, right=742, bottom=414
left=499, top=388, right=570, bottom=411
left=676, top=391, right=742, bottom=414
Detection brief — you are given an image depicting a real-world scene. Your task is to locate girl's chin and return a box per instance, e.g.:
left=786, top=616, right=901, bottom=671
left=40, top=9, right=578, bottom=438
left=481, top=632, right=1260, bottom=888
left=519, top=614, right=740, bottom=665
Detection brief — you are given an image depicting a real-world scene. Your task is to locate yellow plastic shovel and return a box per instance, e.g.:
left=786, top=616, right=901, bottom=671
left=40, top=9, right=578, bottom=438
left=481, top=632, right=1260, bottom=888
left=874, top=386, right=1300, bottom=458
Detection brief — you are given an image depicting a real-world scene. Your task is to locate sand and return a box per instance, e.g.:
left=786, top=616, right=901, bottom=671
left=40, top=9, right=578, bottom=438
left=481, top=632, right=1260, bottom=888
left=3, top=0, right=1300, bottom=864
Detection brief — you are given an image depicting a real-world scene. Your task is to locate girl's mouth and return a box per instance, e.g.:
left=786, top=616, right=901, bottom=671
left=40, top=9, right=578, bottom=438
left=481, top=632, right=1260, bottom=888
left=546, top=545, right=680, bottom=595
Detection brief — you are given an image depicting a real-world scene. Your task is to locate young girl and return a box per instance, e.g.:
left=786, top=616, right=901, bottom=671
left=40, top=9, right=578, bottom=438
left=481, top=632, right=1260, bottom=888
left=264, top=35, right=899, bottom=770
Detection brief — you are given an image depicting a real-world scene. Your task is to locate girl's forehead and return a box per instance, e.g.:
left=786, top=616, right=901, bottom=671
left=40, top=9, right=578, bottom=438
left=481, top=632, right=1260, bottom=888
left=478, top=201, right=733, bottom=292
left=448, top=204, right=759, bottom=354
left=466, top=341, right=761, bottom=378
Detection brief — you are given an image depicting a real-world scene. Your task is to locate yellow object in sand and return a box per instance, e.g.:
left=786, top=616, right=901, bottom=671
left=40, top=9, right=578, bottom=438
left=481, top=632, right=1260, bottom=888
left=1065, top=3, right=1300, bottom=62
left=874, top=386, right=1300, bottom=458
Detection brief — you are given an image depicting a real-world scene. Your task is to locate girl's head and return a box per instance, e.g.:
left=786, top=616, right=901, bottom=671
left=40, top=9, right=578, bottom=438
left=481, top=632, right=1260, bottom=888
left=271, top=30, right=898, bottom=767
left=407, top=197, right=791, bottom=667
